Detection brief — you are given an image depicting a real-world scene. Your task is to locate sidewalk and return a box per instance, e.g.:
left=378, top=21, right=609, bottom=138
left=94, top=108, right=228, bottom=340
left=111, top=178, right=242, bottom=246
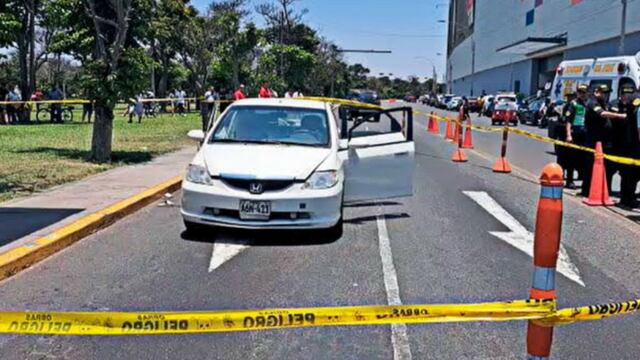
left=0, top=147, right=195, bottom=254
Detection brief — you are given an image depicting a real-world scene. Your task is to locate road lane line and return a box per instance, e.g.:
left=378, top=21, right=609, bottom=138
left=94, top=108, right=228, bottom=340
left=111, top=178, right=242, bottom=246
left=463, top=191, right=585, bottom=287
left=208, top=240, right=249, bottom=272
left=376, top=215, right=413, bottom=360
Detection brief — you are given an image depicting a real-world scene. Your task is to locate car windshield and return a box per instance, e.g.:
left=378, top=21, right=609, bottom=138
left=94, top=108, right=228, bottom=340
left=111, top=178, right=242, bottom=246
left=495, top=101, right=516, bottom=110
left=211, top=106, right=330, bottom=147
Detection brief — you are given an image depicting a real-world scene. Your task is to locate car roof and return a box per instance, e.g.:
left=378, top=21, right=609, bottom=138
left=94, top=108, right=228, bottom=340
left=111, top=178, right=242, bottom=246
left=229, top=98, right=328, bottom=110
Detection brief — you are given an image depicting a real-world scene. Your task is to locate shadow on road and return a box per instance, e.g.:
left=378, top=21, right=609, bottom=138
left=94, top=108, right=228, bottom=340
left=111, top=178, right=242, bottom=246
left=344, top=201, right=402, bottom=208
left=181, top=227, right=341, bottom=246
left=14, top=147, right=153, bottom=164
left=344, top=212, right=409, bottom=225
left=0, top=207, right=83, bottom=246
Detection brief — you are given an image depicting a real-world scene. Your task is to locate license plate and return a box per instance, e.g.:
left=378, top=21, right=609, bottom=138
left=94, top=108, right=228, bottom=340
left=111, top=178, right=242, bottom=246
left=239, top=200, right=271, bottom=220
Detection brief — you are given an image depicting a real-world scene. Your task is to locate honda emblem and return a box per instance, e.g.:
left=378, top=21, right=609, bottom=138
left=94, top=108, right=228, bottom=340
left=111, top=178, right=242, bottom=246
left=249, top=182, right=264, bottom=194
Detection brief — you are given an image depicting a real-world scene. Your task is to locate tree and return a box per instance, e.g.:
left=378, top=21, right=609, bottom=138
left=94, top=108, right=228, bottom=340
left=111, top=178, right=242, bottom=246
left=147, top=0, right=197, bottom=97
left=210, top=0, right=257, bottom=90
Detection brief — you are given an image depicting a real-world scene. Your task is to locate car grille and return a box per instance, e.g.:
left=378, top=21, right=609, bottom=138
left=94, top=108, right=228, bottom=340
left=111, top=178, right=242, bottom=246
left=220, top=178, right=295, bottom=193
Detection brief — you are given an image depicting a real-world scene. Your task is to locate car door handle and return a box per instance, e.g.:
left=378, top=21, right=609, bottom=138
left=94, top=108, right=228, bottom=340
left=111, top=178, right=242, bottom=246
left=394, top=152, right=409, bottom=157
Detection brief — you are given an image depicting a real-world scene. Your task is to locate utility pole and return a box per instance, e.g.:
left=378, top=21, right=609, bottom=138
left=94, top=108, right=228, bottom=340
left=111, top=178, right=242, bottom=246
left=432, top=65, right=438, bottom=94
left=619, top=0, right=628, bottom=55
left=470, top=36, right=476, bottom=97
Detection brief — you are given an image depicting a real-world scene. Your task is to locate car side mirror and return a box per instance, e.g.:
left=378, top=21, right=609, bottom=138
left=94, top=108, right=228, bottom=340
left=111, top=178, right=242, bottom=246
left=187, top=129, right=205, bottom=141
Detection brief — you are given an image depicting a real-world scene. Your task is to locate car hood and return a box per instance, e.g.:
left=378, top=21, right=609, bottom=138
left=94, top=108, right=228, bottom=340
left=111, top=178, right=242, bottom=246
left=203, top=144, right=332, bottom=180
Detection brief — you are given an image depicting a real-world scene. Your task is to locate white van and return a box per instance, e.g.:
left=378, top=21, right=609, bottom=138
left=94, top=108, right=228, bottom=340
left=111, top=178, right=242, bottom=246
left=551, top=52, right=640, bottom=103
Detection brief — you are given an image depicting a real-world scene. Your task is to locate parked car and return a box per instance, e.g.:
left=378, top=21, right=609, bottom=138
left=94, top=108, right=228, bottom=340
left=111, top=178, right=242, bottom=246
left=491, top=100, right=518, bottom=126
left=447, top=97, right=463, bottom=111
left=181, top=98, right=415, bottom=237
left=517, top=98, right=545, bottom=125
left=347, top=90, right=381, bottom=106
left=482, top=95, right=495, bottom=117
left=439, top=94, right=454, bottom=109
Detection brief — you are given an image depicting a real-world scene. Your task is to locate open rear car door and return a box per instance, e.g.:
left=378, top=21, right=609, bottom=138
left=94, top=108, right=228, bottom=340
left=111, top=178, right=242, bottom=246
left=339, top=106, right=415, bottom=202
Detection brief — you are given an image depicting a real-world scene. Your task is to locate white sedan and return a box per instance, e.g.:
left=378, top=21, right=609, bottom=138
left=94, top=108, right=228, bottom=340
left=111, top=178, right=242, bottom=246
left=180, top=98, right=415, bottom=237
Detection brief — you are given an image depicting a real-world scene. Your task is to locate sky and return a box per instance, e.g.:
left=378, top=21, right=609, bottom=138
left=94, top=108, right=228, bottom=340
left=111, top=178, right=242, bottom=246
left=191, top=0, right=449, bottom=80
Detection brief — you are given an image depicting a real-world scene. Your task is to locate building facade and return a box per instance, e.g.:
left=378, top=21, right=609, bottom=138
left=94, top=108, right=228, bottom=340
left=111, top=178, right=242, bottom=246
left=447, top=0, right=640, bottom=97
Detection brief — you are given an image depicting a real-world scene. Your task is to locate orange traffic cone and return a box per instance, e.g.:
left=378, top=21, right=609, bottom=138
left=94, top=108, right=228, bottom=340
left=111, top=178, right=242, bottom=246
left=493, top=157, right=512, bottom=173
left=427, top=113, right=434, bottom=132
left=452, top=121, right=460, bottom=144
left=462, top=120, right=473, bottom=149
left=583, top=142, right=614, bottom=206
left=452, top=148, right=468, bottom=162
left=492, top=125, right=512, bottom=173
left=444, top=116, right=454, bottom=140
left=432, top=114, right=440, bottom=134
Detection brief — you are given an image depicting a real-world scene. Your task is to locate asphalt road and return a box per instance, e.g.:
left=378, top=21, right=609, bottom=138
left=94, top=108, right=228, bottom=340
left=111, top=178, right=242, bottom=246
left=1, top=106, right=640, bottom=359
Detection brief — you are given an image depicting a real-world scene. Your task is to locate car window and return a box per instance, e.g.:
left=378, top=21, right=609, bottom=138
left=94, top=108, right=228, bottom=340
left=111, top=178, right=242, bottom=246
left=211, top=106, right=330, bottom=147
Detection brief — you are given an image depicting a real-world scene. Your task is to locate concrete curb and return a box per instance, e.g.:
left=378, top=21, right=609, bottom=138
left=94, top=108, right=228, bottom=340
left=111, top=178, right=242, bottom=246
left=0, top=176, right=183, bottom=281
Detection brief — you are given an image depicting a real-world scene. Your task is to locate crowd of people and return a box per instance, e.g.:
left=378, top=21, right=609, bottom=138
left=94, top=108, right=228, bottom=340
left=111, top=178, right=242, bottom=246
left=554, top=83, right=640, bottom=208
left=0, top=85, right=72, bottom=124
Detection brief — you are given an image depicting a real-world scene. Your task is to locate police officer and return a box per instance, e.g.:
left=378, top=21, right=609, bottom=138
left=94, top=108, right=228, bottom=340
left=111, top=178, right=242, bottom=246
left=559, top=92, right=577, bottom=188
left=565, top=85, right=589, bottom=192
left=612, top=83, right=640, bottom=208
left=582, top=84, right=627, bottom=196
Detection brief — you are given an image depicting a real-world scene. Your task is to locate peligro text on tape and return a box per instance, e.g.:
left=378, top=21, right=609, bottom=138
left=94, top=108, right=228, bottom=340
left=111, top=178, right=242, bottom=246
left=538, top=298, right=640, bottom=326
left=0, top=299, right=554, bottom=336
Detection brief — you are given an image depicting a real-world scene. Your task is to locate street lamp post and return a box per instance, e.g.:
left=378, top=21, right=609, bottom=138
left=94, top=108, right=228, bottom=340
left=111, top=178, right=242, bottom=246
left=619, top=0, right=628, bottom=55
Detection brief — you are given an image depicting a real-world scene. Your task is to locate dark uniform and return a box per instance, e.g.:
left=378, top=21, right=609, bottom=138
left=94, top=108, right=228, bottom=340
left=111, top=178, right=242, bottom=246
left=564, top=91, right=589, bottom=190
left=583, top=85, right=616, bottom=196
left=612, top=86, right=640, bottom=207
left=558, top=94, right=576, bottom=186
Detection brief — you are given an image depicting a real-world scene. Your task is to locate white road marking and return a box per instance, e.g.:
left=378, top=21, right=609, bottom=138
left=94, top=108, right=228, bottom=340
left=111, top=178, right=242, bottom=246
left=463, top=191, right=585, bottom=287
left=208, top=240, right=249, bottom=272
left=376, top=215, right=413, bottom=360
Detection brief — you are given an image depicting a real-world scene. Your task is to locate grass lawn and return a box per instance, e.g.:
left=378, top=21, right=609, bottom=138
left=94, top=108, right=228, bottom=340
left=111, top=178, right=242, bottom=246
left=0, top=110, right=201, bottom=202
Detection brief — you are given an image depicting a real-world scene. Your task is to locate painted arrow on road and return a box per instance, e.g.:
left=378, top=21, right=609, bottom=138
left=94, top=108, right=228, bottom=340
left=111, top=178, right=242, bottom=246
left=208, top=239, right=249, bottom=272
left=464, top=191, right=585, bottom=287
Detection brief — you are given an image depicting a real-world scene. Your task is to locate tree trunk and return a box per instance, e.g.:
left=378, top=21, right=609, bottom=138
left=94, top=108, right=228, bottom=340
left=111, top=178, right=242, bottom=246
left=231, top=60, right=240, bottom=89
left=90, top=104, right=114, bottom=163
left=28, top=6, right=36, bottom=96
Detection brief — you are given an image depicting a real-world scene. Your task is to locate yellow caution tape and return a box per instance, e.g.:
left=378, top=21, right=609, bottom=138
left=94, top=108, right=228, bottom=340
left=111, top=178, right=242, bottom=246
left=3, top=297, right=640, bottom=335
left=298, top=96, right=383, bottom=109
left=0, top=300, right=554, bottom=336
left=0, top=99, right=91, bottom=105
left=538, top=298, right=640, bottom=326
left=420, top=110, right=640, bottom=167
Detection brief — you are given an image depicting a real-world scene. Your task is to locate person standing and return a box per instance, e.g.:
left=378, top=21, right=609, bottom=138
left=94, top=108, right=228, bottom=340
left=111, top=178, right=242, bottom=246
left=233, top=84, right=246, bottom=101
left=48, top=86, right=64, bottom=123
left=30, top=88, right=43, bottom=112
left=175, top=88, right=187, bottom=116
left=559, top=92, right=577, bottom=188
left=202, top=86, right=219, bottom=132
left=0, top=86, right=7, bottom=124
left=128, top=95, right=144, bottom=123
left=611, top=83, right=640, bottom=208
left=5, top=86, right=21, bottom=123
left=259, top=82, right=272, bottom=98
left=565, top=85, right=589, bottom=192
left=582, top=84, right=627, bottom=196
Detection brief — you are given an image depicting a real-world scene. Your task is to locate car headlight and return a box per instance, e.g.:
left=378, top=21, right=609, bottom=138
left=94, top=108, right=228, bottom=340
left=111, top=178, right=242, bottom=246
left=186, top=164, right=213, bottom=185
left=303, top=170, right=339, bottom=190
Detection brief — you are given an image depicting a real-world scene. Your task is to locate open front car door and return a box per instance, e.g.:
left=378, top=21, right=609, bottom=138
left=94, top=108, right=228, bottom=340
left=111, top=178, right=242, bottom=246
left=340, top=106, right=415, bottom=202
